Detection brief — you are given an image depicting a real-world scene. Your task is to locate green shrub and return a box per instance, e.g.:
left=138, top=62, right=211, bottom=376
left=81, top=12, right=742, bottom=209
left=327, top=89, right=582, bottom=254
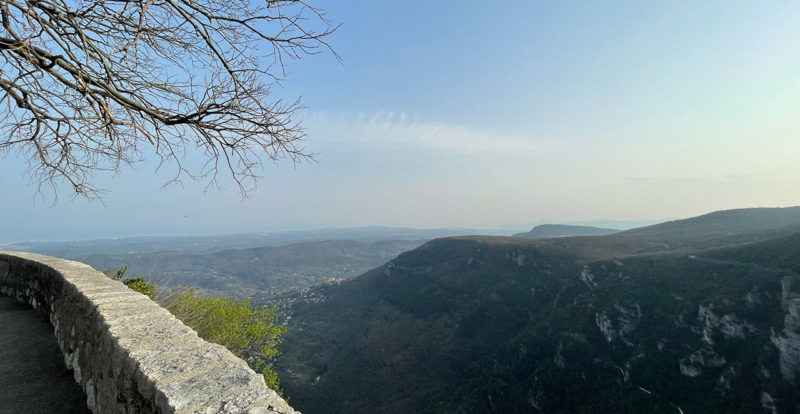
left=165, top=288, right=286, bottom=391
left=108, top=266, right=155, bottom=299
left=106, top=267, right=285, bottom=391
left=124, top=277, right=156, bottom=299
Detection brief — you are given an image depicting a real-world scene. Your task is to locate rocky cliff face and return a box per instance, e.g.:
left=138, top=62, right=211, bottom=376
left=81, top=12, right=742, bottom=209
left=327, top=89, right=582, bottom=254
left=771, top=276, right=800, bottom=383
left=277, top=212, right=800, bottom=414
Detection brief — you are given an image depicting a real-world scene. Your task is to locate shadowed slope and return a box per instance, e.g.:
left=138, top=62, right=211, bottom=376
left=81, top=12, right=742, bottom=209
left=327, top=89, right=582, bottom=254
left=277, top=207, right=800, bottom=413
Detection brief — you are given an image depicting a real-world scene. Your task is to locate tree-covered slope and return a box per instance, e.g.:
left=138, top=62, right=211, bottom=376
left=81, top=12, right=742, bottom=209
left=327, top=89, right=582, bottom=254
left=277, top=208, right=800, bottom=413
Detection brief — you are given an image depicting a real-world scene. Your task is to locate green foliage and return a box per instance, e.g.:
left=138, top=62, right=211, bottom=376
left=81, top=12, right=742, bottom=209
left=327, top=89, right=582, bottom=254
left=114, top=265, right=127, bottom=280
left=124, top=277, right=156, bottom=299
left=167, top=288, right=286, bottom=391
left=105, top=267, right=286, bottom=391
left=108, top=265, right=155, bottom=299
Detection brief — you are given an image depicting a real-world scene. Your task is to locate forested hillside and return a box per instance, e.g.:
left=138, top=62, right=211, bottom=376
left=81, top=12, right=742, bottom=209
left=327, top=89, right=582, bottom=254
left=276, top=207, right=800, bottom=413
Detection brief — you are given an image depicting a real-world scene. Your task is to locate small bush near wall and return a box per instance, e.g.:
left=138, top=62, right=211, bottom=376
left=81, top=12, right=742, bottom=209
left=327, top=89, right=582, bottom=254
left=108, top=267, right=285, bottom=392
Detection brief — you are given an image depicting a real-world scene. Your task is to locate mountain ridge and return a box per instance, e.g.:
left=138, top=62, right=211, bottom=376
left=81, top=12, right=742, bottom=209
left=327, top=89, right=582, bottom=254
left=513, top=224, right=620, bottom=239
left=276, top=206, right=800, bottom=413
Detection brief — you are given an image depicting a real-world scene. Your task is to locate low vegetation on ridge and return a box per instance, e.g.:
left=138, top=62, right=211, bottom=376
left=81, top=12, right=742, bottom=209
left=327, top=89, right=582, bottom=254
left=107, top=268, right=286, bottom=392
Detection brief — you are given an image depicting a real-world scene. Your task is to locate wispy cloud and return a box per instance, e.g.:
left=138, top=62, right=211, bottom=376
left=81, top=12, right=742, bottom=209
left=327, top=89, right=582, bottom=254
left=622, top=174, right=767, bottom=187
left=304, top=111, right=570, bottom=155
left=622, top=176, right=725, bottom=186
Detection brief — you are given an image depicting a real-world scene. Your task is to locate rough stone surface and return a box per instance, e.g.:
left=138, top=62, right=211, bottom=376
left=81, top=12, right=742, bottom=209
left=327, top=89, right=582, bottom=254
left=0, top=251, right=298, bottom=414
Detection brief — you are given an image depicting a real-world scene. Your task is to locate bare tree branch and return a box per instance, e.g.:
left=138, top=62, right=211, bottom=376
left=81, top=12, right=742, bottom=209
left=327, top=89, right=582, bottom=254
left=0, top=0, right=339, bottom=200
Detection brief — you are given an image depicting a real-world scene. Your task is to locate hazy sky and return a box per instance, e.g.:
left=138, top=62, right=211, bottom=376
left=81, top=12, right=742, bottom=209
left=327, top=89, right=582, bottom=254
left=2, top=1, right=800, bottom=242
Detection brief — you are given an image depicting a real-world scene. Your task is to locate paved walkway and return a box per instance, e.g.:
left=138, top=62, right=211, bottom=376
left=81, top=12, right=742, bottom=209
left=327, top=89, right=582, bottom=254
left=0, top=296, right=89, bottom=413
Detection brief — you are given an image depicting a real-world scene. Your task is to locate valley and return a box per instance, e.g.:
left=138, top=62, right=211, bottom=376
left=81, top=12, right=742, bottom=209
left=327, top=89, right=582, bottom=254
left=273, top=207, right=800, bottom=413
left=8, top=208, right=800, bottom=413
left=4, top=227, right=504, bottom=301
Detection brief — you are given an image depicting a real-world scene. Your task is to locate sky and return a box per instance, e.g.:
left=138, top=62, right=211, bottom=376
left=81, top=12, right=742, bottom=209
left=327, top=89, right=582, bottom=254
left=2, top=1, right=800, bottom=242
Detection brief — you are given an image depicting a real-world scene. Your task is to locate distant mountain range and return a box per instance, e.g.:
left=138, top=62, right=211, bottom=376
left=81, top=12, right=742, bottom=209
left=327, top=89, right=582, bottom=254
left=276, top=206, right=800, bottom=413
left=2, top=227, right=511, bottom=300
left=2, top=226, right=510, bottom=257
left=73, top=239, right=427, bottom=300
left=513, top=224, right=620, bottom=238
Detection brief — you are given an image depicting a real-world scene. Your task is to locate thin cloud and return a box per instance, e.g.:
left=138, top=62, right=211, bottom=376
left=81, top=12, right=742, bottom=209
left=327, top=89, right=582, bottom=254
left=304, top=111, right=571, bottom=155
left=623, top=174, right=766, bottom=187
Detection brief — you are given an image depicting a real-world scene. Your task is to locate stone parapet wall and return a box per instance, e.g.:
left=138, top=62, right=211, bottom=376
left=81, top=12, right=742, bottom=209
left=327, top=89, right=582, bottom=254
left=0, top=251, right=296, bottom=414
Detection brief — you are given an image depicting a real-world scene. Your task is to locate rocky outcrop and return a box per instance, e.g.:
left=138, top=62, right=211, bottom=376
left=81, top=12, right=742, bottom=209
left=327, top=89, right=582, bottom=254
left=580, top=266, right=596, bottom=289
left=770, top=276, right=800, bottom=383
left=679, top=361, right=701, bottom=377
left=595, top=311, right=616, bottom=343
left=696, top=304, right=755, bottom=343
left=595, top=302, right=641, bottom=345
left=688, top=349, right=726, bottom=367
left=761, top=392, right=777, bottom=414
left=613, top=303, right=642, bottom=345
left=678, top=348, right=727, bottom=377
left=0, top=251, right=296, bottom=414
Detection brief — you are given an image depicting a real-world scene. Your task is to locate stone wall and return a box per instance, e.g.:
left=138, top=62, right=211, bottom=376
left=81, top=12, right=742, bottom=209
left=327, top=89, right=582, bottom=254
left=0, top=251, right=297, bottom=414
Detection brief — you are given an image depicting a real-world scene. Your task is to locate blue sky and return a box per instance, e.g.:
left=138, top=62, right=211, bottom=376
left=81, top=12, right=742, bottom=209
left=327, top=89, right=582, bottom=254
left=2, top=1, right=800, bottom=242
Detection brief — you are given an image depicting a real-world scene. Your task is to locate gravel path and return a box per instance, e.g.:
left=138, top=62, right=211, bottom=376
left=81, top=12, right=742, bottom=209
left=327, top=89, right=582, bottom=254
left=0, top=296, right=89, bottom=413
